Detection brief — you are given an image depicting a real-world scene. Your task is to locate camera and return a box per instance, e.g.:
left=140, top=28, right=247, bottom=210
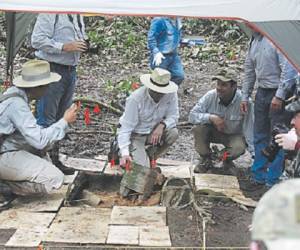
left=84, top=39, right=99, bottom=54
left=261, top=124, right=289, bottom=162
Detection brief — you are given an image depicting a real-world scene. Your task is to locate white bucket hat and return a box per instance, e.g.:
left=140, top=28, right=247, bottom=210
left=140, top=68, right=178, bottom=94
left=14, top=60, right=61, bottom=88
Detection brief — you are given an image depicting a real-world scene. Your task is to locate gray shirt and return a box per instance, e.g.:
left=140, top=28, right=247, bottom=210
left=242, top=35, right=287, bottom=101
left=0, top=87, right=68, bottom=154
left=31, top=14, right=86, bottom=66
left=117, top=86, right=179, bottom=156
left=189, top=89, right=254, bottom=154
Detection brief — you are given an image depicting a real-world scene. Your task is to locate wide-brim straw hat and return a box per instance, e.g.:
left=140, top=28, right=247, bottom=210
left=140, top=68, right=178, bottom=94
left=14, top=60, right=61, bottom=88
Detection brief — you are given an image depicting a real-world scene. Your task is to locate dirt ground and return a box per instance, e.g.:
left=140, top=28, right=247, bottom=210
left=0, top=18, right=255, bottom=248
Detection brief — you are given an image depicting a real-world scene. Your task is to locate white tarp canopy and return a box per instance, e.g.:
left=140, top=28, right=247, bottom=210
left=1, top=0, right=300, bottom=71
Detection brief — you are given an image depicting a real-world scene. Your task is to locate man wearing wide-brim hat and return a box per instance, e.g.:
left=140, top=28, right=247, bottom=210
left=189, top=68, right=254, bottom=175
left=117, top=68, right=179, bottom=170
left=0, top=60, right=77, bottom=209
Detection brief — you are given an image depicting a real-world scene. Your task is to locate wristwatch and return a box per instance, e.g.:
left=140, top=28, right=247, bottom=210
left=159, top=121, right=166, bottom=129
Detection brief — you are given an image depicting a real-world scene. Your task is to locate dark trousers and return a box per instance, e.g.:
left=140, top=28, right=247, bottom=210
left=252, top=88, right=292, bottom=185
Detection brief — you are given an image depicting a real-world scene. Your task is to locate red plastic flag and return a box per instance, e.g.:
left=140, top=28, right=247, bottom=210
left=84, top=107, right=90, bottom=125
left=131, top=82, right=140, bottom=90
left=93, top=104, right=101, bottom=114
left=222, top=151, right=229, bottom=161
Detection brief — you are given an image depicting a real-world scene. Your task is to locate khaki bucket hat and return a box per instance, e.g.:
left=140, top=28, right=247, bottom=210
left=14, top=60, right=61, bottom=88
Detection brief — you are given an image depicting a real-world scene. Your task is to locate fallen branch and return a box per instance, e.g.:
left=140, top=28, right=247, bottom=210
left=74, top=97, right=123, bottom=115
left=67, top=130, right=114, bottom=135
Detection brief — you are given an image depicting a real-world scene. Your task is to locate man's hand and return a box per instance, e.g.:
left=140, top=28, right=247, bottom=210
left=120, top=155, right=132, bottom=167
left=209, top=114, right=225, bottom=132
left=150, top=123, right=165, bottom=145
left=240, top=101, right=248, bottom=114
left=270, top=96, right=283, bottom=111
left=62, top=40, right=87, bottom=52
left=275, top=128, right=298, bottom=150
left=153, top=52, right=165, bottom=66
left=63, top=103, right=78, bottom=124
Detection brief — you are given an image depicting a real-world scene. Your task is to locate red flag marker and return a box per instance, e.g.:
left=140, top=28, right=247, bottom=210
left=93, top=104, right=101, bottom=114
left=84, top=107, right=90, bottom=125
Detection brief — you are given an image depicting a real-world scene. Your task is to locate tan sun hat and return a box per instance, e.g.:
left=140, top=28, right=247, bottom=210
left=212, top=68, right=238, bottom=84
left=14, top=60, right=61, bottom=88
left=140, top=68, right=178, bottom=94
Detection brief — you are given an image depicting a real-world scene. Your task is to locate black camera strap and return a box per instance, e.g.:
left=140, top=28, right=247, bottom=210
left=67, top=14, right=84, bottom=39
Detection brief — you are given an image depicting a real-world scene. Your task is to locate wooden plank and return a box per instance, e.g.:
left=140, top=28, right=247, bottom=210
left=110, top=206, right=166, bottom=226
left=139, top=226, right=171, bottom=247
left=195, top=174, right=240, bottom=191
left=0, top=210, right=56, bottom=230
left=160, top=164, right=192, bottom=179
left=106, top=225, right=139, bottom=245
left=44, top=207, right=111, bottom=244
left=0, top=210, right=55, bottom=248
left=156, top=158, right=190, bottom=166
left=60, top=154, right=105, bottom=172
left=195, top=174, right=257, bottom=207
left=5, top=226, right=48, bottom=248
left=11, top=185, right=68, bottom=212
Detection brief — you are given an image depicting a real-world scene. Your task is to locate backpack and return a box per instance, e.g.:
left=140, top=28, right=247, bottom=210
left=0, top=92, right=25, bottom=148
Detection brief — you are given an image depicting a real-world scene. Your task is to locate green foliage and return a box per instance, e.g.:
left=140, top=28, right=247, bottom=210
left=85, top=17, right=149, bottom=62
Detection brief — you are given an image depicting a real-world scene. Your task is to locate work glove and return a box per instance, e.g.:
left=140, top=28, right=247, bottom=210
left=275, top=128, right=298, bottom=150
left=153, top=52, right=165, bottom=66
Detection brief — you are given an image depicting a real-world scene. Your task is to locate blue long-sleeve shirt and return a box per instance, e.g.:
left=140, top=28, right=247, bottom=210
left=0, top=87, right=68, bottom=154
left=31, top=14, right=87, bottom=66
left=242, top=35, right=288, bottom=101
left=189, top=89, right=254, bottom=154
left=148, top=17, right=182, bottom=55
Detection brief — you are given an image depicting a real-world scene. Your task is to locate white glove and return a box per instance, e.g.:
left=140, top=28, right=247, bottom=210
left=153, top=52, right=165, bottom=66
left=275, top=128, right=298, bottom=150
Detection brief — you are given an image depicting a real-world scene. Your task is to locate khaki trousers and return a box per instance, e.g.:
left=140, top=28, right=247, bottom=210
left=192, top=124, right=246, bottom=160
left=130, top=128, right=179, bottom=167
left=0, top=150, right=64, bottom=196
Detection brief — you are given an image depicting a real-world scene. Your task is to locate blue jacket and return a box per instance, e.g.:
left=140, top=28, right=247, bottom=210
left=148, top=17, right=181, bottom=55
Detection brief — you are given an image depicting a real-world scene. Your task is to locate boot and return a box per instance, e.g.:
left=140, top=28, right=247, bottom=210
left=194, top=156, right=214, bottom=174
left=49, top=142, right=75, bottom=175
left=222, top=160, right=238, bottom=176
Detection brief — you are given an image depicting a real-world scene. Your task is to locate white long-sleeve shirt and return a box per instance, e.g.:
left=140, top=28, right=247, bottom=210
left=117, top=86, right=179, bottom=156
left=0, top=87, right=68, bottom=154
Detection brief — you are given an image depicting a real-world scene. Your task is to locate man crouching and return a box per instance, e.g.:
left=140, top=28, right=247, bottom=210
left=0, top=60, right=77, bottom=209
left=189, top=69, right=254, bottom=175
left=117, top=68, right=179, bottom=168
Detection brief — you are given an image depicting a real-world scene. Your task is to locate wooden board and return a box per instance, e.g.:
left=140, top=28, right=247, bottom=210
left=195, top=174, right=240, bottom=191
left=44, top=207, right=111, bottom=244
left=139, top=226, right=171, bottom=247
left=156, top=158, right=191, bottom=166
left=0, top=210, right=55, bottom=230
left=60, top=154, right=124, bottom=175
left=60, top=154, right=106, bottom=172
left=106, top=225, right=139, bottom=245
left=110, top=206, right=166, bottom=226
left=160, top=164, right=193, bottom=179
left=195, top=174, right=257, bottom=207
left=0, top=210, right=56, bottom=248
left=11, top=185, right=68, bottom=212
